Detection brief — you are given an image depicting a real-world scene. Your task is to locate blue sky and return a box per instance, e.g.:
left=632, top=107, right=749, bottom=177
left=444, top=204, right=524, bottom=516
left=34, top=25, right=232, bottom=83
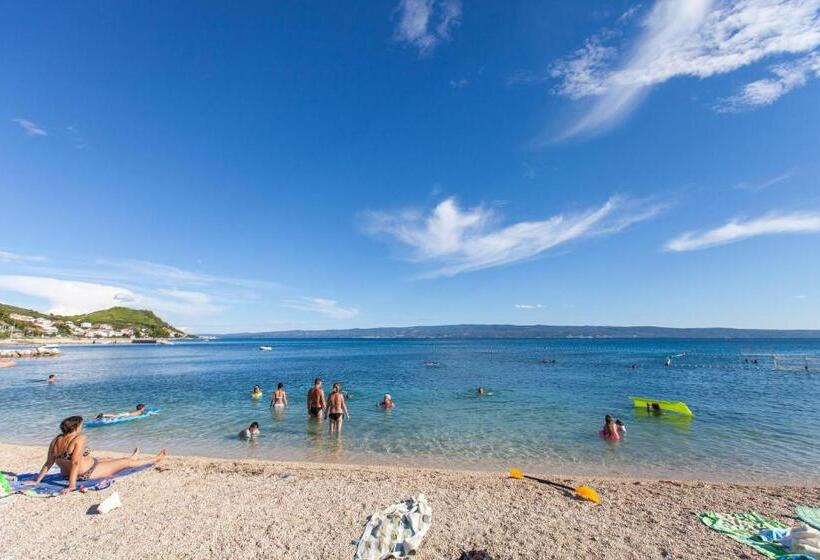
left=2, top=0, right=820, bottom=332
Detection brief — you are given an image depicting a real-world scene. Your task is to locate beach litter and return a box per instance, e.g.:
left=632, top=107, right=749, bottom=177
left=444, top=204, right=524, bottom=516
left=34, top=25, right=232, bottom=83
left=353, top=494, right=431, bottom=560
left=96, top=491, right=122, bottom=514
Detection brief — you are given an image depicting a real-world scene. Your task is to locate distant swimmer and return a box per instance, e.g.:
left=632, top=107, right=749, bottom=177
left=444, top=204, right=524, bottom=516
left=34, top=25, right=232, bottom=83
left=477, top=386, right=486, bottom=396
left=239, top=422, right=260, bottom=440
left=96, top=403, right=146, bottom=420
left=326, top=383, right=349, bottom=435
left=664, top=356, right=671, bottom=367
left=48, top=374, right=57, bottom=384
left=630, top=364, right=637, bottom=370
left=379, top=394, right=394, bottom=409
left=271, top=383, right=288, bottom=408
left=615, top=419, right=626, bottom=436
left=646, top=402, right=663, bottom=415
left=307, top=378, right=326, bottom=419
left=600, top=415, right=621, bottom=441
left=251, top=385, right=263, bottom=399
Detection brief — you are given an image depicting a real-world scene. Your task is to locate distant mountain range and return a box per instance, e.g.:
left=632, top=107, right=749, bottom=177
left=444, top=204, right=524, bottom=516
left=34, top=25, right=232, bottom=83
left=221, top=324, right=820, bottom=339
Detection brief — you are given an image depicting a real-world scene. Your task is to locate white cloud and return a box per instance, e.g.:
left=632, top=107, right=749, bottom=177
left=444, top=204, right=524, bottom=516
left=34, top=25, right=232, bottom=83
left=282, top=297, right=359, bottom=319
left=719, top=53, right=820, bottom=110
left=552, top=0, right=820, bottom=136
left=449, top=78, right=469, bottom=88
left=0, top=275, right=222, bottom=317
left=515, top=303, right=544, bottom=309
left=734, top=168, right=796, bottom=191
left=795, top=294, right=808, bottom=299
left=665, top=211, right=820, bottom=251
left=394, top=0, right=461, bottom=55
left=0, top=250, right=45, bottom=263
left=363, top=196, right=668, bottom=277
left=12, top=118, right=47, bottom=137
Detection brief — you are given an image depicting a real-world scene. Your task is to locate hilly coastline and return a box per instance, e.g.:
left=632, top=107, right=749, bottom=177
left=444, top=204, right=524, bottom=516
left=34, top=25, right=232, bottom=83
left=223, top=324, right=820, bottom=339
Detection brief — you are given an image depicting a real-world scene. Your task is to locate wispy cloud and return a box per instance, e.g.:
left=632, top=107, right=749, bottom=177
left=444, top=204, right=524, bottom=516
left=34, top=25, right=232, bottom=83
left=12, top=118, right=47, bottom=137
left=0, top=250, right=46, bottom=263
left=363, top=196, right=668, bottom=277
left=551, top=0, right=820, bottom=137
left=734, top=169, right=796, bottom=192
left=514, top=303, right=544, bottom=309
left=449, top=78, right=469, bottom=88
left=394, top=0, right=462, bottom=55
left=665, top=211, right=820, bottom=251
left=281, top=297, right=359, bottom=319
left=718, top=53, right=820, bottom=111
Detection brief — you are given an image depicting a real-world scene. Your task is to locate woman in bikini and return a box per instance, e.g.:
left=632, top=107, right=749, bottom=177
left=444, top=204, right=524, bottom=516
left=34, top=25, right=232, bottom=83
left=270, top=383, right=288, bottom=408
left=325, top=383, right=349, bottom=436
left=29, top=416, right=167, bottom=495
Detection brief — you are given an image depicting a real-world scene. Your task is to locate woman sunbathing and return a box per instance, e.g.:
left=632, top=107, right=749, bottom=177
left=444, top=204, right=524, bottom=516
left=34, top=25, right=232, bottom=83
left=30, top=416, right=167, bottom=495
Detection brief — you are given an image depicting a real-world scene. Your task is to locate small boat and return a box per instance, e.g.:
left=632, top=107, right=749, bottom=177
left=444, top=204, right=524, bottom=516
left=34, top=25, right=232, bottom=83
left=157, top=339, right=174, bottom=345
left=259, top=346, right=273, bottom=351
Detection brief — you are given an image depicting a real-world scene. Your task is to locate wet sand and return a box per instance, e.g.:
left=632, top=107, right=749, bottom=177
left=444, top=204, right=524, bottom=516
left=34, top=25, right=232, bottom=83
left=1, top=443, right=818, bottom=560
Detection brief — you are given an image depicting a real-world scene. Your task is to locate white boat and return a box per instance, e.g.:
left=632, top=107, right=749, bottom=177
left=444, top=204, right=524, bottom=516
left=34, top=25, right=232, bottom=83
left=157, top=340, right=174, bottom=345
left=259, top=346, right=273, bottom=351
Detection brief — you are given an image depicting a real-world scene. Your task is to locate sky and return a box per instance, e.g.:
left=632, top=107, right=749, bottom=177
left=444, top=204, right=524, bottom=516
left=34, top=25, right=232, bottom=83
left=2, top=0, right=820, bottom=332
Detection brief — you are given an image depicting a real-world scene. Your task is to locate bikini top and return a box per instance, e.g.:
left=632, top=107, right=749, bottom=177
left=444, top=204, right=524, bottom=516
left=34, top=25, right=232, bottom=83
left=54, top=437, right=91, bottom=461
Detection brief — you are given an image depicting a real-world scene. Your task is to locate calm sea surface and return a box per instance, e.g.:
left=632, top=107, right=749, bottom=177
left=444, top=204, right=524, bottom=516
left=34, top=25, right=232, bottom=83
left=2, top=338, right=819, bottom=482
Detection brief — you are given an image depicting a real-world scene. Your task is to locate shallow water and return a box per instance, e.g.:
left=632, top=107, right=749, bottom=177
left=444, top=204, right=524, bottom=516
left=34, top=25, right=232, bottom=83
left=2, top=338, right=819, bottom=483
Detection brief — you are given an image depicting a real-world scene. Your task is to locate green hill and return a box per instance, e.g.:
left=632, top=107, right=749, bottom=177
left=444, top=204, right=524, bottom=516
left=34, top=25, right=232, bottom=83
left=0, top=303, right=184, bottom=339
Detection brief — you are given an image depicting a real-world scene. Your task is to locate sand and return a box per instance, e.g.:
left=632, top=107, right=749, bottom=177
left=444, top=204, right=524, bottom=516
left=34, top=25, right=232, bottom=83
left=1, top=443, right=818, bottom=560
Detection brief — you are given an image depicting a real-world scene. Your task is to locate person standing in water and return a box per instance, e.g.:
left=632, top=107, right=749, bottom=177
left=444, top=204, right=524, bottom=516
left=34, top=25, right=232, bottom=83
left=307, top=378, right=326, bottom=419
left=47, top=374, right=57, bottom=383
left=378, top=394, right=394, bottom=409
left=271, top=383, right=288, bottom=408
left=326, top=383, right=349, bottom=435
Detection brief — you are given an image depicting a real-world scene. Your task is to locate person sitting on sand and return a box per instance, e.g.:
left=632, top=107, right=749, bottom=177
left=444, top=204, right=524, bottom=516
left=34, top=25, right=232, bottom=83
left=239, top=422, right=260, bottom=440
left=307, top=378, right=326, bottom=419
left=600, top=414, right=621, bottom=441
left=615, top=419, right=626, bottom=436
left=95, top=403, right=146, bottom=420
left=326, top=383, right=349, bottom=435
left=378, top=394, right=394, bottom=409
left=47, top=374, right=57, bottom=384
left=29, top=416, right=167, bottom=495
left=270, top=383, right=288, bottom=408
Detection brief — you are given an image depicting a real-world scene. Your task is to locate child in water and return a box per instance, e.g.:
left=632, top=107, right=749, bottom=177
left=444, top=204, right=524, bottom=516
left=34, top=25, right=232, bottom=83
left=600, top=414, right=621, bottom=441
left=239, top=422, right=260, bottom=440
left=615, top=419, right=626, bottom=436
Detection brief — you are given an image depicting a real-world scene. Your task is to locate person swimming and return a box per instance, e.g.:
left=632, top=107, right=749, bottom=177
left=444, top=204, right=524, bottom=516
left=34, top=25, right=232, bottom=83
left=646, top=402, right=663, bottom=414
left=95, top=403, right=146, bottom=420
left=615, top=419, right=626, bottom=436
left=326, top=383, right=349, bottom=435
left=378, top=394, right=394, bottom=409
left=239, top=422, right=260, bottom=440
left=29, top=416, right=166, bottom=495
left=47, top=374, right=57, bottom=384
left=664, top=356, right=671, bottom=367
left=600, top=414, right=621, bottom=441
left=251, top=385, right=263, bottom=398
left=270, top=383, right=288, bottom=408
left=307, top=378, right=326, bottom=419
left=477, top=386, right=486, bottom=396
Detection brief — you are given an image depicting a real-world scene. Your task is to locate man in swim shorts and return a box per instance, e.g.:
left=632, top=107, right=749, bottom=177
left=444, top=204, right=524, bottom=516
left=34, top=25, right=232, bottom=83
left=307, top=378, right=326, bottom=419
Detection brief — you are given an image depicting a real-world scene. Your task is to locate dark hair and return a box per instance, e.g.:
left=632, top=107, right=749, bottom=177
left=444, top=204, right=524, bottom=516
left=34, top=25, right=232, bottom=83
left=136, top=403, right=145, bottom=410
left=605, top=414, right=613, bottom=422
left=250, top=422, right=259, bottom=429
left=332, top=383, right=340, bottom=392
left=314, top=377, right=322, bottom=385
left=48, top=374, right=56, bottom=378
left=60, top=416, right=83, bottom=434
left=615, top=419, right=624, bottom=425
left=277, top=382, right=284, bottom=389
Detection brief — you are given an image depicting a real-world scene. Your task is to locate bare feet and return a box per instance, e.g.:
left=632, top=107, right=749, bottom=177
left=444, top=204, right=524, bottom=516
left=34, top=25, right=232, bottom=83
left=154, top=449, right=168, bottom=463
left=130, top=448, right=140, bottom=458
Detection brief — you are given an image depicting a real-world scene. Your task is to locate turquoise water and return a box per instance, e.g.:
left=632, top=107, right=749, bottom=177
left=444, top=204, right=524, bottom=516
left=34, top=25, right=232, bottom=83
left=2, top=338, right=819, bottom=482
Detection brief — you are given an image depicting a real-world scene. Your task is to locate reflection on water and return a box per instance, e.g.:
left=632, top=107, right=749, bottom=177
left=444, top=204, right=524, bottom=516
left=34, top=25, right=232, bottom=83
left=1, top=338, right=819, bottom=483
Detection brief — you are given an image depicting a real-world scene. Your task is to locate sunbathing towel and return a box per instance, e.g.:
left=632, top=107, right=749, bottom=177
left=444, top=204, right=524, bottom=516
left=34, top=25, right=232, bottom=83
left=2, top=464, right=153, bottom=498
left=698, top=512, right=791, bottom=559
left=798, top=507, right=820, bottom=532
left=353, top=494, right=432, bottom=560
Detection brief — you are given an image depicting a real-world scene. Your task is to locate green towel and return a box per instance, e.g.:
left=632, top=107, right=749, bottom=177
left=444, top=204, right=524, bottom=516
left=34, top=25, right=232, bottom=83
left=698, top=511, right=791, bottom=559
left=796, top=507, right=820, bottom=531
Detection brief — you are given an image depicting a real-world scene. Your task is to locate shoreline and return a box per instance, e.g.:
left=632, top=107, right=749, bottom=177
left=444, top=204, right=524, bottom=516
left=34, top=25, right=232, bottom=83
left=3, top=443, right=818, bottom=559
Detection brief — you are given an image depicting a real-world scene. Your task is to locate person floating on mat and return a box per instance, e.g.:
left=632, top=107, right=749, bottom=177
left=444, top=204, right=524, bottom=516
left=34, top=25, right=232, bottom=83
left=95, top=403, right=146, bottom=420
left=326, top=383, right=350, bottom=436
left=28, top=415, right=167, bottom=496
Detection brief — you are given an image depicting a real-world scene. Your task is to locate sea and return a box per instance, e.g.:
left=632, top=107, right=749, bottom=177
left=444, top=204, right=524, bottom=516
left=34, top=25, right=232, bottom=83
left=2, top=338, right=819, bottom=483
